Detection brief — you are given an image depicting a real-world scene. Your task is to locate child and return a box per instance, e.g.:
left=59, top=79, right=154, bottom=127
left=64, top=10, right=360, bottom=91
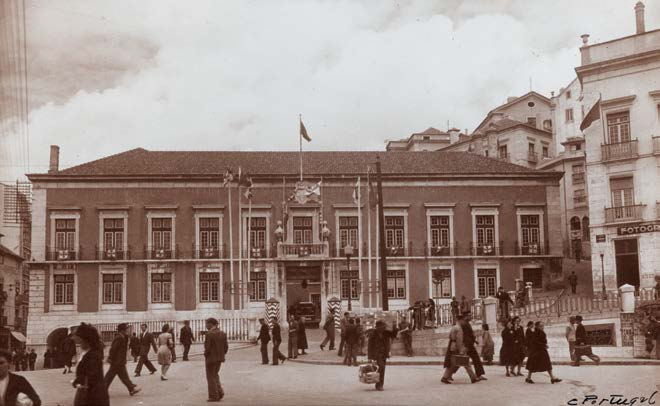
left=481, top=323, right=495, bottom=366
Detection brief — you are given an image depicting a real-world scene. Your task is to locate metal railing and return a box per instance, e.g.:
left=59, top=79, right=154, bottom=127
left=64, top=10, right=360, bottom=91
left=95, top=246, right=130, bottom=261
left=510, top=291, right=621, bottom=320
left=604, top=204, right=645, bottom=223
left=470, top=241, right=503, bottom=256
left=601, top=139, right=638, bottom=162
left=426, top=242, right=455, bottom=257
left=278, top=242, right=328, bottom=257
left=46, top=247, right=80, bottom=261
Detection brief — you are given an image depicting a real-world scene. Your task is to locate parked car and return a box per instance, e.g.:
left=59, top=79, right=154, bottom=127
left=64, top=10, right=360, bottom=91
left=292, top=302, right=321, bottom=328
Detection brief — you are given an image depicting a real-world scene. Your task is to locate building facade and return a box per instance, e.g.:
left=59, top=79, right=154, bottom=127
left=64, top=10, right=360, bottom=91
left=26, top=147, right=563, bottom=347
left=577, top=1, right=660, bottom=292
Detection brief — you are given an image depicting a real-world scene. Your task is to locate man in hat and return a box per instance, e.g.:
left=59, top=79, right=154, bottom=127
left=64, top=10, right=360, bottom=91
left=105, top=323, right=141, bottom=396
left=367, top=320, right=391, bottom=391
left=460, top=313, right=486, bottom=381
left=180, top=320, right=195, bottom=361
left=257, top=318, right=270, bottom=365
left=574, top=315, right=601, bottom=366
left=204, top=317, right=228, bottom=402
left=271, top=317, right=287, bottom=365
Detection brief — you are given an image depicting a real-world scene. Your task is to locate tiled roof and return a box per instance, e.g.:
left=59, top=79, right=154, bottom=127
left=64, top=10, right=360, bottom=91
left=29, top=148, right=560, bottom=179
left=413, top=127, right=445, bottom=136
left=0, top=244, right=23, bottom=262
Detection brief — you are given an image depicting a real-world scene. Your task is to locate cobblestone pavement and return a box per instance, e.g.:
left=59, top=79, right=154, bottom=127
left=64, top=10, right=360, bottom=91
left=16, top=343, right=660, bottom=406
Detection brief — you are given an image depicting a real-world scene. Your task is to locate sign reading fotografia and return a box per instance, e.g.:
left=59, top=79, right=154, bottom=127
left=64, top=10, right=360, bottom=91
left=617, top=221, right=660, bottom=236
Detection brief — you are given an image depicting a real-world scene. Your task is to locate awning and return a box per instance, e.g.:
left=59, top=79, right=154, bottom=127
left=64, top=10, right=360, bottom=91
left=10, top=331, right=26, bottom=342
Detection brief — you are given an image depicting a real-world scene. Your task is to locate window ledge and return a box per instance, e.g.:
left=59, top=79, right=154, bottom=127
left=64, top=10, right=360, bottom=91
left=100, top=304, right=125, bottom=311
left=50, top=304, right=76, bottom=312
left=148, top=303, right=174, bottom=310
left=197, top=302, right=222, bottom=309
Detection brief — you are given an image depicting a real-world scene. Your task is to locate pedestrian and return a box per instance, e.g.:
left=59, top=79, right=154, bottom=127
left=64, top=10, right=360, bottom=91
left=568, top=271, right=578, bottom=295
left=287, top=315, right=298, bottom=359
left=524, top=321, right=535, bottom=359
left=450, top=297, right=459, bottom=325
left=574, top=315, right=601, bottom=366
left=180, top=320, right=195, bottom=361
left=203, top=317, right=228, bottom=402
left=367, top=320, right=390, bottom=391
left=344, top=318, right=359, bottom=366
left=168, top=326, right=177, bottom=363
left=134, top=323, right=158, bottom=377
left=500, top=319, right=516, bottom=377
left=442, top=314, right=478, bottom=384
left=565, top=317, right=577, bottom=366
left=480, top=323, right=494, bottom=366
left=12, top=350, right=20, bottom=372
left=0, top=349, right=41, bottom=406
left=257, top=318, right=270, bottom=365
left=130, top=332, right=140, bottom=362
left=71, top=323, right=109, bottom=406
left=356, top=318, right=366, bottom=355
left=20, top=350, right=28, bottom=372
left=397, top=317, right=413, bottom=357
left=511, top=316, right=526, bottom=376
left=62, top=333, right=77, bottom=374
left=645, top=316, right=659, bottom=356
left=104, top=323, right=141, bottom=396
left=28, top=349, right=37, bottom=371
left=44, top=349, right=52, bottom=369
left=270, top=317, right=286, bottom=365
left=460, top=313, right=487, bottom=381
left=525, top=321, right=562, bottom=384
left=496, top=287, right=513, bottom=321
left=157, top=324, right=174, bottom=380
left=297, top=316, right=308, bottom=355
left=460, top=296, right=470, bottom=316
left=427, top=298, right=436, bottom=327
left=337, top=312, right=349, bottom=357
left=320, top=312, right=336, bottom=351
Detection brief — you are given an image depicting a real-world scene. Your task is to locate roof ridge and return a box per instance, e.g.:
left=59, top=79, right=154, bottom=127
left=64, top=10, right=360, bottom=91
left=58, top=147, right=148, bottom=173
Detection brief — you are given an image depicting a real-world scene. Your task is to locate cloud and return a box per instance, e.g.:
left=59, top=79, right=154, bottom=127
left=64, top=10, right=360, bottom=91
left=0, top=0, right=657, bottom=180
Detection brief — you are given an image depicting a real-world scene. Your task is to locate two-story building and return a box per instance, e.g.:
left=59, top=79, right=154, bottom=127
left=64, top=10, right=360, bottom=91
left=577, top=1, right=660, bottom=292
left=26, top=146, right=564, bottom=349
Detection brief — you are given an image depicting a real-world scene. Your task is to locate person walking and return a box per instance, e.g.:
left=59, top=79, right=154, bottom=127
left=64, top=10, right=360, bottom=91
left=0, top=349, right=41, bottom=406
left=320, top=313, right=336, bottom=351
left=442, top=314, right=478, bottom=384
left=480, top=323, right=494, bottom=366
left=204, top=318, right=228, bottom=402
left=71, top=323, right=109, bottom=406
left=496, top=287, right=513, bottom=321
left=130, top=333, right=140, bottom=362
left=257, top=318, right=270, bottom=365
left=44, top=349, right=52, bottom=369
left=157, top=324, right=174, bottom=380
left=134, top=323, right=158, bottom=377
left=287, top=315, right=298, bottom=359
left=565, top=317, right=578, bottom=366
left=180, top=320, right=195, bottom=361
left=338, top=312, right=349, bottom=357
left=398, top=317, right=413, bottom=357
left=367, top=320, right=390, bottom=391
left=525, top=321, right=562, bottom=384
left=511, top=316, right=526, bottom=376
left=344, top=318, right=359, bottom=366
left=568, top=272, right=578, bottom=295
left=450, top=297, right=459, bottom=325
left=104, top=323, right=141, bottom=396
left=270, top=317, right=287, bottom=365
left=574, top=315, right=601, bottom=366
left=168, top=326, right=177, bottom=363
left=62, top=334, right=77, bottom=374
left=297, top=316, right=308, bottom=355
left=460, top=313, right=487, bottom=381
left=356, top=318, right=366, bottom=356
left=28, top=349, right=37, bottom=371
left=500, top=319, right=515, bottom=377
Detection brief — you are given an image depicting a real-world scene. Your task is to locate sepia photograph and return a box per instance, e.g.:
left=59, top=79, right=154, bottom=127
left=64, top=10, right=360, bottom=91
left=0, top=1, right=659, bottom=405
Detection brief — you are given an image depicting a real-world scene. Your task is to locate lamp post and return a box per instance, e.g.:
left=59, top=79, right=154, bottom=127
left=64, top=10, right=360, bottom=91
left=344, top=245, right=354, bottom=311
left=600, top=252, right=607, bottom=300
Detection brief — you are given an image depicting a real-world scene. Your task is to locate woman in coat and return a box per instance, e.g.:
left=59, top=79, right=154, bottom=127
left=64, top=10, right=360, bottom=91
left=157, top=324, right=173, bottom=380
left=525, top=321, right=561, bottom=384
left=427, top=298, right=436, bottom=327
left=72, top=323, right=109, bottom=406
left=297, top=316, right=308, bottom=355
left=480, top=323, right=495, bottom=365
left=511, top=316, right=526, bottom=376
left=500, top=319, right=515, bottom=376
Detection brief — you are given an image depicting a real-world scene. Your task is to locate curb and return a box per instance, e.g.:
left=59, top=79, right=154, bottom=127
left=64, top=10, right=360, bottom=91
left=288, top=357, right=660, bottom=367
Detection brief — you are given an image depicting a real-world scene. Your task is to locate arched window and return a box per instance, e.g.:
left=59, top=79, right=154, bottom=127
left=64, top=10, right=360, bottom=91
left=582, top=216, right=590, bottom=241
left=570, top=216, right=581, bottom=231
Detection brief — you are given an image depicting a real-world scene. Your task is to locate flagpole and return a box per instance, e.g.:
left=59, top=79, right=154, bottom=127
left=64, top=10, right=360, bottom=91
left=366, top=169, right=372, bottom=309
left=357, top=177, right=363, bottom=310
left=299, top=114, right=303, bottom=181
left=228, top=178, right=234, bottom=310
left=247, top=194, right=252, bottom=308
left=375, top=199, right=380, bottom=310
left=238, top=168, right=243, bottom=310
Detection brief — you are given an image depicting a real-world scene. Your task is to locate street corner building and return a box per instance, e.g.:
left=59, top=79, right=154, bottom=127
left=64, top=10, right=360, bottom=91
left=24, top=146, right=565, bottom=352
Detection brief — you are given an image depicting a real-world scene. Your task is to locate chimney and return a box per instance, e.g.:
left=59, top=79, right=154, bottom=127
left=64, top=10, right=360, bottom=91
left=448, top=128, right=460, bottom=144
left=49, top=145, right=60, bottom=174
left=635, top=1, right=645, bottom=34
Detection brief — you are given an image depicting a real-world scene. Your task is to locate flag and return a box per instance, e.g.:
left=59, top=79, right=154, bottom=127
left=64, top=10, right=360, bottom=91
left=222, top=168, right=234, bottom=187
left=352, top=178, right=360, bottom=205
left=368, top=173, right=378, bottom=209
left=580, top=97, right=601, bottom=131
left=300, top=120, right=311, bottom=142
left=242, top=177, right=253, bottom=199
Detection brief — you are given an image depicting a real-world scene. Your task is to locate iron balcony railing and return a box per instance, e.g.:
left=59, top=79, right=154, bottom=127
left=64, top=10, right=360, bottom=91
left=146, top=244, right=178, bottom=260
left=95, top=246, right=130, bottom=261
left=604, top=204, right=645, bottom=223
left=278, top=242, right=328, bottom=258
left=601, top=139, right=638, bottom=162
left=470, top=241, right=503, bottom=256
left=46, top=246, right=80, bottom=261
left=515, top=240, right=550, bottom=255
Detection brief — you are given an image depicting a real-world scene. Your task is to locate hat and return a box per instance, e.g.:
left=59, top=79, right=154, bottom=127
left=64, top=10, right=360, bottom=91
left=117, top=323, right=129, bottom=332
left=575, top=315, right=583, bottom=322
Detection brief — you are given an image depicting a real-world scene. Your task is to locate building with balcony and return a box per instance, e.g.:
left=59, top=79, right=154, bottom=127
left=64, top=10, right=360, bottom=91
left=576, top=1, right=660, bottom=291
left=25, top=146, right=563, bottom=347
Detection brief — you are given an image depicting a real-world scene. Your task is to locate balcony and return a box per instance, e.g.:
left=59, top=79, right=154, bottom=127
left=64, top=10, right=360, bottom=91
left=601, top=140, right=638, bottom=162
left=246, top=246, right=269, bottom=259
left=196, top=244, right=226, bottom=260
left=426, top=242, right=455, bottom=257
left=515, top=241, right=549, bottom=256
left=527, top=151, right=538, bottom=163
left=46, top=247, right=80, bottom=261
left=572, top=172, right=585, bottom=184
left=96, top=246, right=130, bottom=261
left=654, top=136, right=660, bottom=155
left=604, top=204, right=645, bottom=223
left=470, top=241, right=503, bottom=256
left=146, top=245, right=178, bottom=260
left=278, top=242, right=328, bottom=258
left=573, top=195, right=587, bottom=207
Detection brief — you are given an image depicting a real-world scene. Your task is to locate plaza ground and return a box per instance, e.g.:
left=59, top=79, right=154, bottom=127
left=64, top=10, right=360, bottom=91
left=17, top=333, right=660, bottom=406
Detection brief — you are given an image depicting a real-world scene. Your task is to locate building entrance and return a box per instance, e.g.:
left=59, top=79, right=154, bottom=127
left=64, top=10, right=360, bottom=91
left=285, top=266, right=322, bottom=327
left=615, top=239, right=640, bottom=289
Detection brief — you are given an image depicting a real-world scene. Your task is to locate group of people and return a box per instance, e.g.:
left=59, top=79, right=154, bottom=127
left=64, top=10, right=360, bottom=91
left=10, top=348, right=37, bottom=371
left=409, top=299, right=436, bottom=330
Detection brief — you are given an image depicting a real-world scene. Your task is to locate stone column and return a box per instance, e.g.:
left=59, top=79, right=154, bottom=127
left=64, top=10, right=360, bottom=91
left=620, top=284, right=635, bottom=313
left=483, top=296, right=498, bottom=328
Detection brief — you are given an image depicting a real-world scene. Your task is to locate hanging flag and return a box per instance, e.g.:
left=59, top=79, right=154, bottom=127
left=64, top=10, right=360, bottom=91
left=243, top=177, right=253, bottom=199
left=222, top=168, right=234, bottom=187
left=580, top=97, right=601, bottom=131
left=352, top=178, right=360, bottom=205
left=291, top=180, right=321, bottom=204
left=300, top=119, right=311, bottom=142
left=368, top=173, right=378, bottom=209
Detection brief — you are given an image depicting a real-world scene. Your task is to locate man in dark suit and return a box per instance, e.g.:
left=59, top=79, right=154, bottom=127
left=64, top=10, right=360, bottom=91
left=257, top=318, right=270, bottom=365
left=271, top=317, right=287, bottom=365
left=287, top=315, right=298, bottom=359
left=574, top=315, right=601, bottom=366
left=460, top=313, right=487, bottom=381
left=0, top=349, right=41, bottom=406
left=180, top=320, right=195, bottom=361
left=105, top=323, right=141, bottom=396
left=368, top=320, right=391, bottom=391
left=204, top=317, right=228, bottom=402
left=134, top=323, right=158, bottom=376
left=344, top=318, right=359, bottom=366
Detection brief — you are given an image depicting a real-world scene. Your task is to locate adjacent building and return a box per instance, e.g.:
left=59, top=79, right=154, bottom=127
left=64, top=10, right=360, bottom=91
left=26, top=146, right=563, bottom=349
left=576, top=1, right=660, bottom=291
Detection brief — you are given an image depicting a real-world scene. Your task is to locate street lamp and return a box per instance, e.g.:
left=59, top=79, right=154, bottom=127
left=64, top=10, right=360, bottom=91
left=600, top=252, right=607, bottom=300
left=344, top=245, right=354, bottom=311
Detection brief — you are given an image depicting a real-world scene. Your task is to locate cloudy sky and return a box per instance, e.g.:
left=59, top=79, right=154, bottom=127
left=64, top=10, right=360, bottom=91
left=0, top=0, right=657, bottom=180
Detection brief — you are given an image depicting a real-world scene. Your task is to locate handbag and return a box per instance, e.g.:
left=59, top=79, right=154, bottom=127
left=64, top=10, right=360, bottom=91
left=451, top=354, right=470, bottom=368
left=73, top=376, right=89, bottom=406
left=574, top=345, right=592, bottom=357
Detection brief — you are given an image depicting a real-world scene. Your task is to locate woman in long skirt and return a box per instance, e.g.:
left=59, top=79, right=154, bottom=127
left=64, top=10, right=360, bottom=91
left=500, top=319, right=515, bottom=376
left=511, top=316, right=526, bottom=376
left=481, top=323, right=495, bottom=366
left=157, top=324, right=173, bottom=380
left=525, top=321, right=561, bottom=384
left=297, top=316, right=308, bottom=355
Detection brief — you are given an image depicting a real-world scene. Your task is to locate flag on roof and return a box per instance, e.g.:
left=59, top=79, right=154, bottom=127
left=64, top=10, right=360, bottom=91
left=300, top=119, right=311, bottom=142
left=222, top=168, right=234, bottom=187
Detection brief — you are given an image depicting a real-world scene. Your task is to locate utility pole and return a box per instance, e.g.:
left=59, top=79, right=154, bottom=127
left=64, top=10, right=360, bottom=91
left=376, top=157, right=388, bottom=311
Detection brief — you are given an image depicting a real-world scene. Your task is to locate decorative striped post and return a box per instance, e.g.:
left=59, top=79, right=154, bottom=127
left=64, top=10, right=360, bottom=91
left=265, top=297, right=281, bottom=328
left=328, top=296, right=342, bottom=329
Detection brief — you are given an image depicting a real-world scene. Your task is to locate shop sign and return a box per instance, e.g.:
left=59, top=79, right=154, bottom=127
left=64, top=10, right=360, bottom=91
left=617, top=221, right=660, bottom=236
left=595, top=234, right=606, bottom=243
